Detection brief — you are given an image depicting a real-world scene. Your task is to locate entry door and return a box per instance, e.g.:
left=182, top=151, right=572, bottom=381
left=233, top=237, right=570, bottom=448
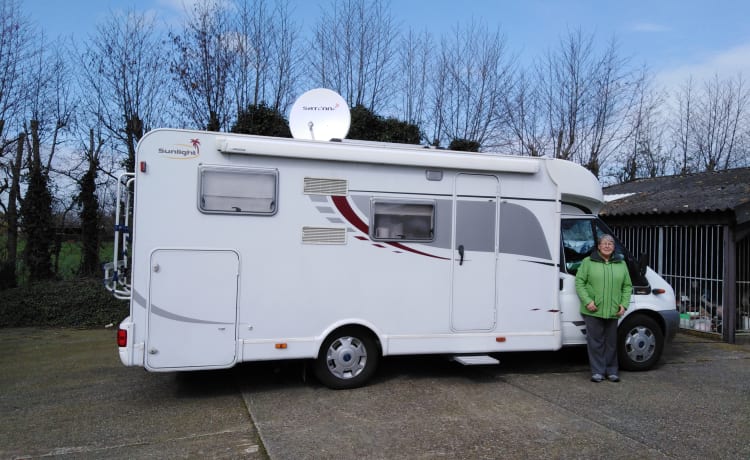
left=451, top=174, right=499, bottom=331
left=146, top=249, right=239, bottom=369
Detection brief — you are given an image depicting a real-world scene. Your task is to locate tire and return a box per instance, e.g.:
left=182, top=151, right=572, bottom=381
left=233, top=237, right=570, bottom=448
left=618, top=314, right=664, bottom=371
left=314, top=327, right=380, bottom=389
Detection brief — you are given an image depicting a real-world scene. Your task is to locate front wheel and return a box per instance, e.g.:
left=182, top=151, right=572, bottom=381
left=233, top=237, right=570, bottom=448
left=618, top=314, right=664, bottom=371
left=314, top=327, right=380, bottom=389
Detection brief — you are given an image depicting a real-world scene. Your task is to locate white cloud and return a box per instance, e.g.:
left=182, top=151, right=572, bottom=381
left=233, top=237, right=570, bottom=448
left=655, top=42, right=750, bottom=95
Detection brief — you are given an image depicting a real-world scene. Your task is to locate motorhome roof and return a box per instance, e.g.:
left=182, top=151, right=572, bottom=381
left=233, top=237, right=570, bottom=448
left=215, top=132, right=541, bottom=174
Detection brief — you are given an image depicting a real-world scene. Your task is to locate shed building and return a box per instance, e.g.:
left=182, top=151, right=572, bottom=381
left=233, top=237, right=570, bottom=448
left=600, top=167, right=750, bottom=343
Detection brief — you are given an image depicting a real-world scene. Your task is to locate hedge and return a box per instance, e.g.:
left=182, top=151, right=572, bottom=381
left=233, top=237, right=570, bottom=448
left=0, top=279, right=128, bottom=328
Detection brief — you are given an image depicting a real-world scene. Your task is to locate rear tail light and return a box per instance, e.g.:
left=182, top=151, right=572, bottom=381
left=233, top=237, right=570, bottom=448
left=117, top=329, right=127, bottom=347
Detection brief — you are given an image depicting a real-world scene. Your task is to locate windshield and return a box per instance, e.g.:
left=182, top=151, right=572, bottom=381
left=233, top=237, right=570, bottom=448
left=561, top=217, right=649, bottom=287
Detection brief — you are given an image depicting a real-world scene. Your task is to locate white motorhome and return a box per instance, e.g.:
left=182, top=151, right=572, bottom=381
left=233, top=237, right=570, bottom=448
left=106, top=127, right=679, bottom=389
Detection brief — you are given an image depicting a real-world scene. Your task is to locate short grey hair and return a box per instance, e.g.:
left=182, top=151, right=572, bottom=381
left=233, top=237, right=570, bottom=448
left=598, top=234, right=615, bottom=245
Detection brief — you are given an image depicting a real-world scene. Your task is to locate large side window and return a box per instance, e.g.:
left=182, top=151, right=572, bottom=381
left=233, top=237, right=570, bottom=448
left=198, top=165, right=278, bottom=215
left=370, top=200, right=435, bottom=242
left=561, top=219, right=595, bottom=274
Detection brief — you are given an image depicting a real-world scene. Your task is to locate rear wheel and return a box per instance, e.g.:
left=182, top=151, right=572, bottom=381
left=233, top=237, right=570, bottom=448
left=314, top=327, right=379, bottom=389
left=618, top=314, right=664, bottom=371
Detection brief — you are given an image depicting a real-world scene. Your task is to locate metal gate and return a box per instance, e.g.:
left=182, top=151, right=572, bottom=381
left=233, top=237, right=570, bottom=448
left=609, top=224, right=744, bottom=336
left=738, top=237, right=750, bottom=333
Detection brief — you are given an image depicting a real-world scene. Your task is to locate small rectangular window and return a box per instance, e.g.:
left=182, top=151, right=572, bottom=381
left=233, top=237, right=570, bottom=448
left=198, top=165, right=278, bottom=215
left=370, top=200, right=435, bottom=242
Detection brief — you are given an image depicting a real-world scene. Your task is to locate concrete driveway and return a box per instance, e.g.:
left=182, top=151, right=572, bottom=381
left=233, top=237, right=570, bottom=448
left=1, top=328, right=748, bottom=459
left=0, top=328, right=264, bottom=459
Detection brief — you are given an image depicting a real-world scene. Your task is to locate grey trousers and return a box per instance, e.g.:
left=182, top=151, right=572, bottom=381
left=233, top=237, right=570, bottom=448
left=583, top=315, right=619, bottom=376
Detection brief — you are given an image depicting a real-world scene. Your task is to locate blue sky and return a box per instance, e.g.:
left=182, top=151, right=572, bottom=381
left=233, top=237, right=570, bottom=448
left=22, top=0, right=750, bottom=92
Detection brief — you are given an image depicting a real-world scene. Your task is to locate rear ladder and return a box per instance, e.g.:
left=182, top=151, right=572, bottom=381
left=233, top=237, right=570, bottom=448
left=104, top=172, right=135, bottom=300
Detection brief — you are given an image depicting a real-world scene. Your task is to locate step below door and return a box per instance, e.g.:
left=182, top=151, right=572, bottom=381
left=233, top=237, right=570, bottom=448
left=146, top=249, right=239, bottom=370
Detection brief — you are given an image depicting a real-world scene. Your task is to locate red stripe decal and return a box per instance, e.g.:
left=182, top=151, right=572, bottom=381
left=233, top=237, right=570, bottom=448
left=331, top=195, right=450, bottom=260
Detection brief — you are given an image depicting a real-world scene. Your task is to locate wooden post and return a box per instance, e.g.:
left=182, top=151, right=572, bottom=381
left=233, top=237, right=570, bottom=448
left=723, top=224, right=737, bottom=343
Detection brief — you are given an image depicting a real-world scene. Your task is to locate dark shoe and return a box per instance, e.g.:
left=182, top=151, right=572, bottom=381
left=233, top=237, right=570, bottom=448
left=607, top=375, right=620, bottom=382
left=590, top=374, right=604, bottom=382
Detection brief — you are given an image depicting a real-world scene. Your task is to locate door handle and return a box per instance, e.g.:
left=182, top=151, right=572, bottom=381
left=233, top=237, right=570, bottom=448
left=458, top=245, right=465, bottom=265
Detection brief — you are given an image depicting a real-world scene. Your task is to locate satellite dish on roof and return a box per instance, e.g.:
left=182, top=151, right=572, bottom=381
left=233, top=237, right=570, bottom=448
left=289, top=88, right=350, bottom=141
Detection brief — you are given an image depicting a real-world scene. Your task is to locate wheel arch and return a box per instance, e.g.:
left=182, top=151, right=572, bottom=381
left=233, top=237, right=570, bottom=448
left=316, top=320, right=383, bottom=358
left=621, top=307, right=666, bottom=335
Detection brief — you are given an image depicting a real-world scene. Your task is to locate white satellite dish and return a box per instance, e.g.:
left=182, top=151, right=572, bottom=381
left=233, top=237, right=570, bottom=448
left=288, top=88, right=350, bottom=141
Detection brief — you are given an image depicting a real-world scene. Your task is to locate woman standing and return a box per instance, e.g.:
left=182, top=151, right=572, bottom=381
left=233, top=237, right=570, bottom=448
left=575, top=234, right=632, bottom=382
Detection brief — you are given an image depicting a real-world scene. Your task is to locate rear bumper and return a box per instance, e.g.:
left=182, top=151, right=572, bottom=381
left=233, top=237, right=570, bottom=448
left=659, top=310, right=680, bottom=342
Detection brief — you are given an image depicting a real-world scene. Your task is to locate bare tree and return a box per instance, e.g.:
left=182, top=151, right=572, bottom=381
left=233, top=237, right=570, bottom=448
left=268, top=0, right=301, bottom=113
left=427, top=51, right=448, bottom=146
left=670, top=74, right=749, bottom=173
left=233, top=0, right=272, bottom=113
left=79, top=9, right=169, bottom=171
left=579, top=38, right=633, bottom=177
left=672, top=76, right=695, bottom=174
left=693, top=74, right=749, bottom=171
left=2, top=132, right=24, bottom=287
left=397, top=28, right=432, bottom=130
left=232, top=0, right=300, bottom=115
left=24, top=41, right=76, bottom=171
left=501, top=68, right=547, bottom=156
left=0, top=0, right=27, bottom=142
left=20, top=119, right=55, bottom=281
left=76, top=126, right=106, bottom=276
left=537, top=29, right=590, bottom=161
left=0, top=0, right=33, bottom=286
left=616, top=67, right=668, bottom=182
left=171, top=0, right=234, bottom=131
left=537, top=30, right=635, bottom=177
left=432, top=20, right=513, bottom=149
left=19, top=39, right=76, bottom=282
left=65, top=91, right=120, bottom=277
left=310, top=0, right=397, bottom=112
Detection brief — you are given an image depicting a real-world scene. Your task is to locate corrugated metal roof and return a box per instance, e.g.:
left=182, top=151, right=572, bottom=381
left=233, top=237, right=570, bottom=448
left=601, top=167, right=750, bottom=224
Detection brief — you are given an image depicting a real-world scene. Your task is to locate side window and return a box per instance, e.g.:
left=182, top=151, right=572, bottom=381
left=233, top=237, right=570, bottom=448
left=594, top=219, right=650, bottom=287
left=370, top=200, right=435, bottom=242
left=198, top=165, right=278, bottom=215
left=561, top=219, right=595, bottom=274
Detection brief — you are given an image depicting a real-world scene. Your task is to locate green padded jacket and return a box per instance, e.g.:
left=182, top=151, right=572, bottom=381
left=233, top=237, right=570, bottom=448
left=575, top=250, right=633, bottom=319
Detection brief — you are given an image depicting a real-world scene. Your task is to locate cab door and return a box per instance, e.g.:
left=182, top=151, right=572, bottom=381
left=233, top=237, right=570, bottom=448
left=560, top=218, right=595, bottom=344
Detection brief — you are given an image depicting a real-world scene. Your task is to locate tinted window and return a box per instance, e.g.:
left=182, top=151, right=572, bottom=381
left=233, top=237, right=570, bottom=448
left=370, top=200, right=435, bottom=242
left=199, top=166, right=278, bottom=215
